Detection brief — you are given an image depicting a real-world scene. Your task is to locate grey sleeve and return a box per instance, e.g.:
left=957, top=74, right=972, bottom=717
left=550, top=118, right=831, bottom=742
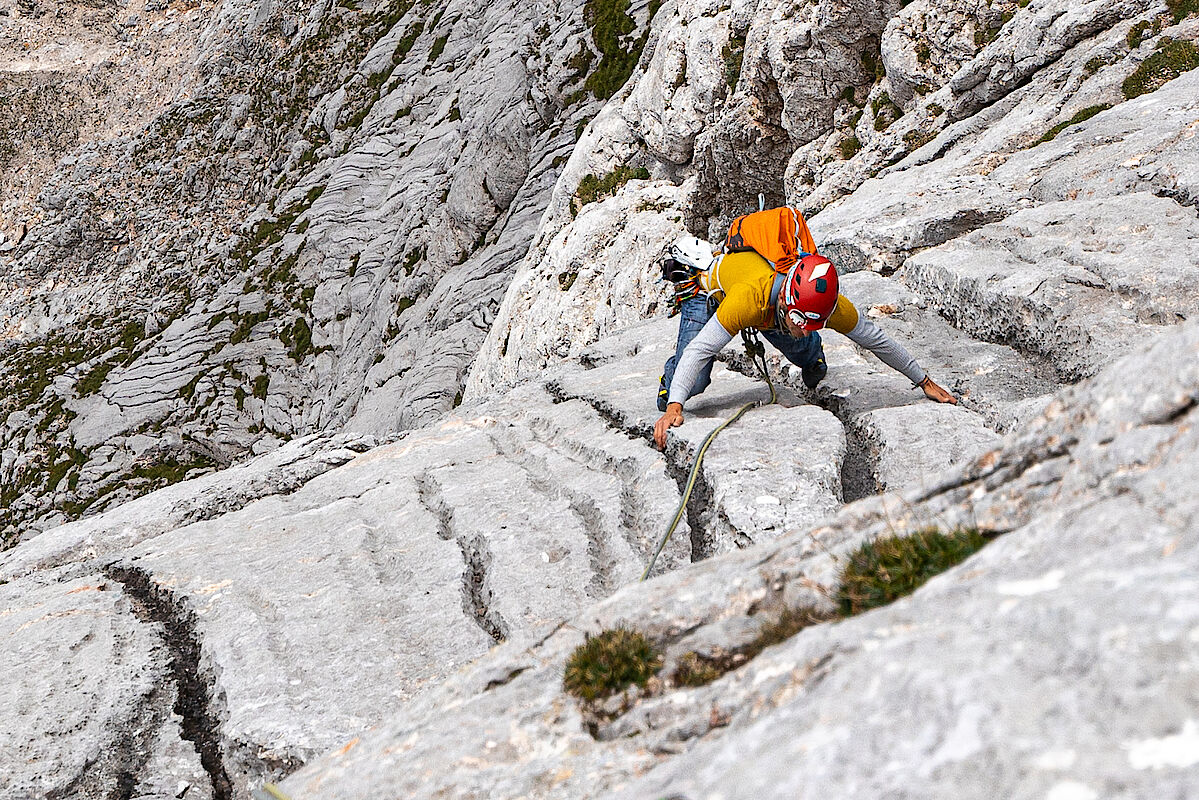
left=667, top=315, right=735, bottom=407
left=845, top=315, right=927, bottom=386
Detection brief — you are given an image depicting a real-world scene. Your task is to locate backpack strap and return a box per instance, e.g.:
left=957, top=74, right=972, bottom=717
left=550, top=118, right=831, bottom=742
left=768, top=269, right=787, bottom=315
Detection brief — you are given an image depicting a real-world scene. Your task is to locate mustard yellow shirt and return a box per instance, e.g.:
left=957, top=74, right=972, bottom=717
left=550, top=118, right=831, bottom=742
left=702, top=251, right=858, bottom=335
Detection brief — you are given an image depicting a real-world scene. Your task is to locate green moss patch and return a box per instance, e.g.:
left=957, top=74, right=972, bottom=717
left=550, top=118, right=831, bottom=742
left=1169, top=0, right=1199, bottom=24
left=1034, top=104, right=1111, bottom=145
left=1127, top=20, right=1155, bottom=50
left=574, top=165, right=650, bottom=210
left=1122, top=38, right=1199, bottom=99
left=671, top=605, right=834, bottom=688
left=871, top=91, right=903, bottom=132
left=839, top=135, right=862, bottom=160
left=582, top=0, right=654, bottom=100
left=723, top=35, right=746, bottom=91
left=279, top=317, right=315, bottom=362
left=838, top=527, right=989, bottom=616
left=563, top=628, right=663, bottom=701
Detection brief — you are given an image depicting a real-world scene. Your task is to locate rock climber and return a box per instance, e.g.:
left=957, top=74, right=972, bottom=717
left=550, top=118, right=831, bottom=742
left=653, top=236, right=957, bottom=449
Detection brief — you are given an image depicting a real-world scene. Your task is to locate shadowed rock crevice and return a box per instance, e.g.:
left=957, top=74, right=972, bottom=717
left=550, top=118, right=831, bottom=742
left=660, top=437, right=729, bottom=563
left=415, top=472, right=508, bottom=643
left=718, top=352, right=881, bottom=504
left=103, top=563, right=235, bottom=800
left=544, top=378, right=729, bottom=561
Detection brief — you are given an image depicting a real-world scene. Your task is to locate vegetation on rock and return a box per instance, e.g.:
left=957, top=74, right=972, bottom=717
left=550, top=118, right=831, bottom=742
left=1168, top=0, right=1199, bottom=24
left=581, top=0, right=659, bottom=100
left=673, top=605, right=834, bottom=688
left=574, top=165, right=650, bottom=210
left=592, top=528, right=994, bottom=694
left=563, top=628, right=663, bottom=701
left=1122, top=38, right=1199, bottom=99
left=837, top=527, right=989, bottom=616
left=1034, top=104, right=1112, bottom=145
left=723, top=36, right=747, bottom=91
left=872, top=92, right=903, bottom=132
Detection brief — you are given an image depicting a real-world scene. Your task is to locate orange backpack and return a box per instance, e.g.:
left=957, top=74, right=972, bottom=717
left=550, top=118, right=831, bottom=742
left=723, top=207, right=818, bottom=274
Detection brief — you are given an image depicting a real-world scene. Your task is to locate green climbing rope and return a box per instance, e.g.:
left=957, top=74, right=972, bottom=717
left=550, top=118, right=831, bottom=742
left=640, top=331, right=776, bottom=581
left=252, top=783, right=294, bottom=800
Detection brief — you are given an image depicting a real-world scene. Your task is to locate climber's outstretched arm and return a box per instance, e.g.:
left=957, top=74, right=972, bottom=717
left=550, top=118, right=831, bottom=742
left=654, top=316, right=736, bottom=448
left=843, top=314, right=957, bottom=405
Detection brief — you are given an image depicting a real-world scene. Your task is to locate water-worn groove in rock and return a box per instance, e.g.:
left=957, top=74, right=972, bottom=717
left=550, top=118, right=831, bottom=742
left=487, top=429, right=618, bottom=598
left=543, top=379, right=721, bottom=561
left=415, top=472, right=507, bottom=643
left=103, top=563, right=235, bottom=800
left=524, top=412, right=656, bottom=558
left=720, top=353, right=879, bottom=504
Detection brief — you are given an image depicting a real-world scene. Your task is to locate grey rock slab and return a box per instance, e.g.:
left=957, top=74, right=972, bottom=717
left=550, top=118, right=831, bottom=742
left=991, top=62, right=1199, bottom=207
left=276, top=320, right=1199, bottom=800
left=547, top=317, right=846, bottom=556
left=110, top=454, right=498, bottom=779
left=620, top=495, right=1199, bottom=800
left=833, top=271, right=1062, bottom=431
left=482, top=383, right=692, bottom=581
left=809, top=172, right=1017, bottom=274
left=904, top=193, right=1199, bottom=381
left=804, top=45, right=1199, bottom=272
left=465, top=181, right=687, bottom=397
left=860, top=403, right=1002, bottom=494
left=36, top=358, right=707, bottom=783
left=0, top=570, right=173, bottom=799
left=0, top=432, right=372, bottom=582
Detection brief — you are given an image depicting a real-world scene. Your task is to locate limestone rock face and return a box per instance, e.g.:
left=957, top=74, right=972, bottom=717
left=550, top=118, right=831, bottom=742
left=0, top=0, right=627, bottom=540
left=0, top=569, right=210, bottom=799
left=274, top=321, right=1199, bottom=800
left=465, top=180, right=685, bottom=396
left=1, top=0, right=1198, bottom=797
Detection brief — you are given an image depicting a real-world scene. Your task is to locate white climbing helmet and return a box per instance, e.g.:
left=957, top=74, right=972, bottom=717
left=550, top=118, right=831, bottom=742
left=668, top=236, right=715, bottom=272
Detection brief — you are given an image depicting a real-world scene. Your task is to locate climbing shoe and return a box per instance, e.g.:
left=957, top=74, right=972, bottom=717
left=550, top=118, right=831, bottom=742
left=801, top=357, right=827, bottom=390
left=657, top=375, right=669, bottom=412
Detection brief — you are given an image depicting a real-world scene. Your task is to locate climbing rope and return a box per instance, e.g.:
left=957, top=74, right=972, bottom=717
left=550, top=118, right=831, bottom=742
left=640, top=331, right=777, bottom=581
left=253, top=783, right=293, bottom=800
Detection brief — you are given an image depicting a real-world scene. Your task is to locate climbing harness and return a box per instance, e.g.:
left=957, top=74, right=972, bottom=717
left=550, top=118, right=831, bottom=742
left=640, top=330, right=777, bottom=581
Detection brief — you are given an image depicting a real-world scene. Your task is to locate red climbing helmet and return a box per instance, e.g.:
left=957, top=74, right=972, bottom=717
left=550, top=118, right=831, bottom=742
left=781, top=254, right=838, bottom=331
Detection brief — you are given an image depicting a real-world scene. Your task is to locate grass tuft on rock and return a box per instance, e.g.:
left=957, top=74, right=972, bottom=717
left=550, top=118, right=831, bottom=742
left=837, top=527, right=989, bottom=616
left=582, top=0, right=649, bottom=100
left=1035, top=104, right=1111, bottom=145
left=672, top=605, right=833, bottom=688
left=1122, top=38, right=1199, bottom=99
left=1169, top=0, right=1199, bottom=24
left=839, top=135, right=862, bottom=159
left=742, top=605, right=833, bottom=658
left=563, top=627, right=662, bottom=701
left=574, top=165, right=650, bottom=210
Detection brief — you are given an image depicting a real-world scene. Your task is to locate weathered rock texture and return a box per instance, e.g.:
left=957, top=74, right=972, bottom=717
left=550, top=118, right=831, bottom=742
left=0, top=0, right=659, bottom=540
left=275, top=320, right=1199, bottom=799
left=1, top=0, right=1198, bottom=798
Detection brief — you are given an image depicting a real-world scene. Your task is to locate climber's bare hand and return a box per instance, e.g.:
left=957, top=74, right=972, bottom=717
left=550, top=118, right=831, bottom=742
left=654, top=404, right=684, bottom=449
left=920, top=376, right=958, bottom=405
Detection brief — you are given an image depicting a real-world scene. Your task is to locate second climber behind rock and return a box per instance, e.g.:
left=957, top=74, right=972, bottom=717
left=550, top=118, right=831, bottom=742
left=653, top=212, right=957, bottom=450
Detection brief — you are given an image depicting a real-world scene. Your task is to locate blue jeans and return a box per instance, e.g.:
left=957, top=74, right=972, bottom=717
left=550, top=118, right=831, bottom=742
left=661, top=296, right=823, bottom=403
